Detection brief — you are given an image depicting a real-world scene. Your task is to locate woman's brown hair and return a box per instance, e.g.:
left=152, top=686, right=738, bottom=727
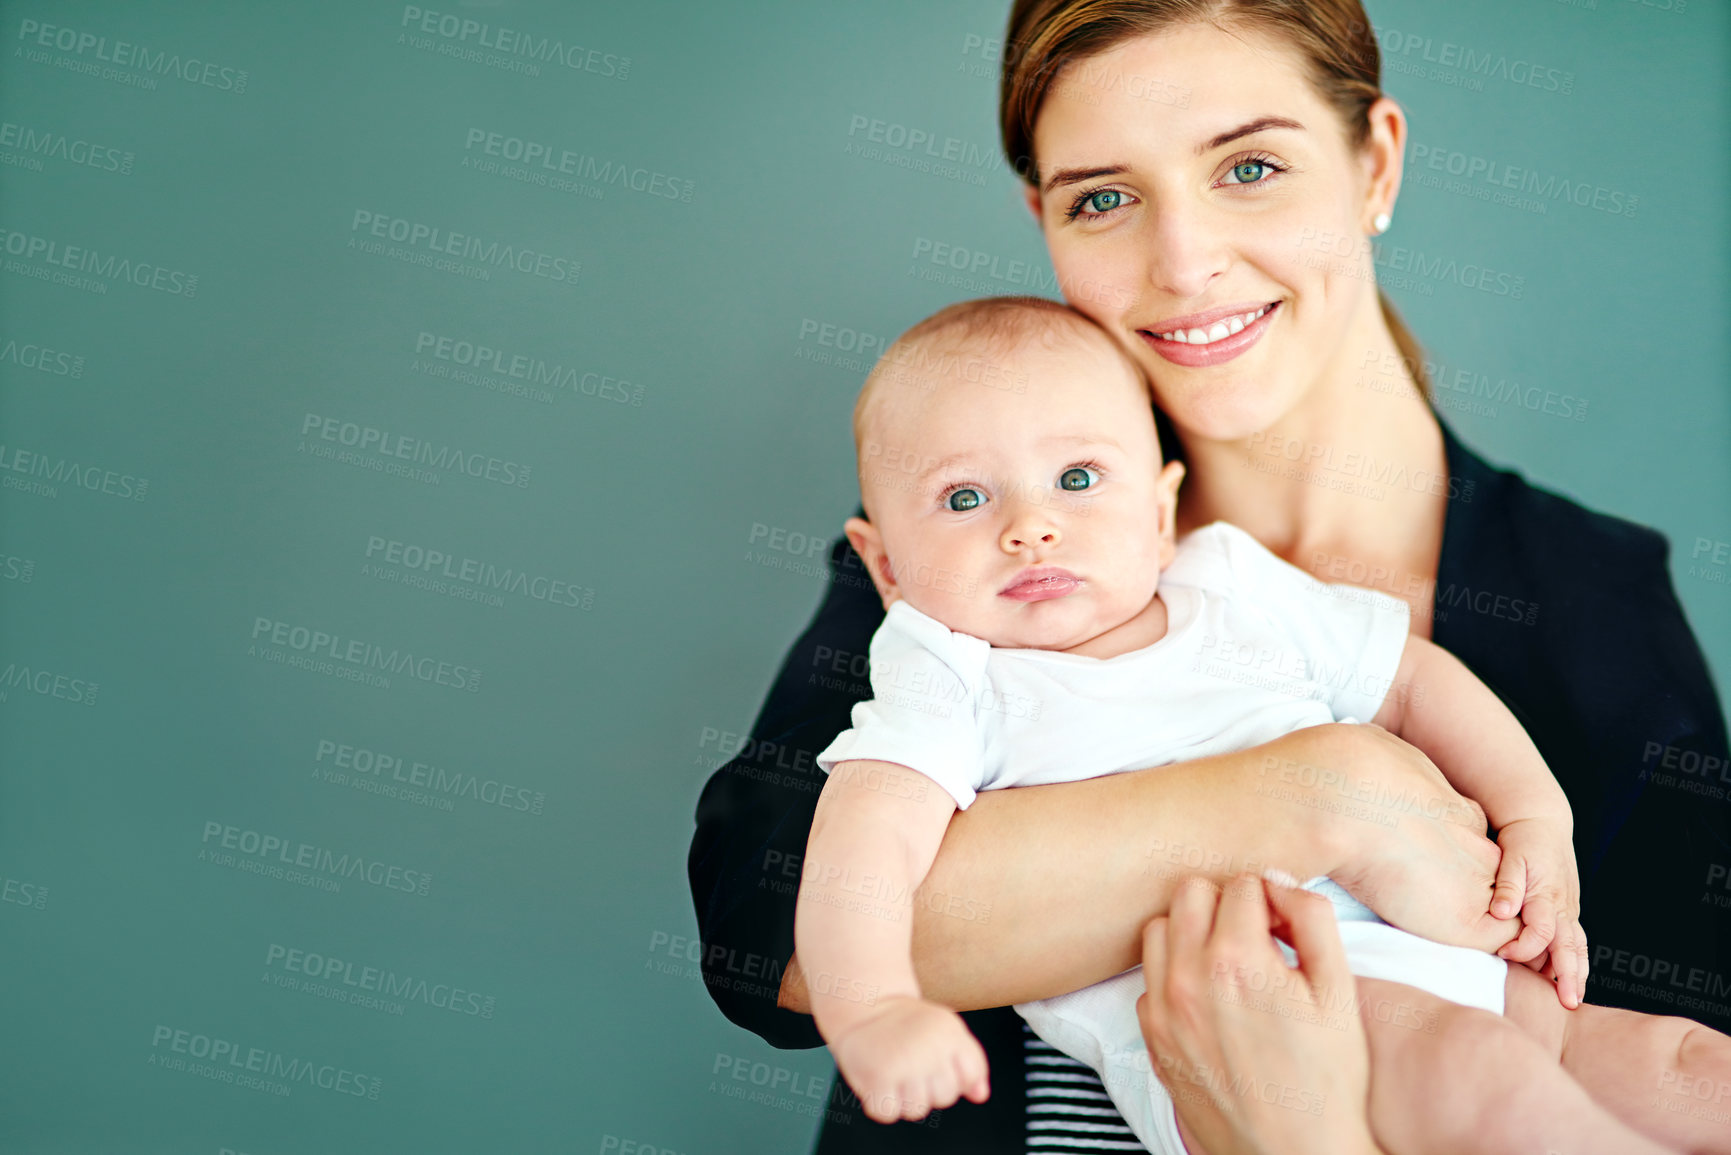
left=998, top=0, right=1431, bottom=399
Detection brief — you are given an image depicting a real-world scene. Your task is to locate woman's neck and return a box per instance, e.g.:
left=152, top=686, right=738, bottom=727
left=1173, top=317, right=1447, bottom=585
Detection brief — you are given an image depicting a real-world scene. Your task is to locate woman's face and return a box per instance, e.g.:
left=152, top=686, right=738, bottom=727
left=1028, top=23, right=1396, bottom=442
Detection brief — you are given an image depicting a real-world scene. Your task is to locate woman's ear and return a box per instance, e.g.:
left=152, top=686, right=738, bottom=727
left=1154, top=461, right=1187, bottom=567
left=1360, top=96, right=1407, bottom=233
left=844, top=516, right=901, bottom=610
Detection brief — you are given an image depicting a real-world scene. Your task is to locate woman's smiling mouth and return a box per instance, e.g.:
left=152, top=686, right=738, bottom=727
left=1139, top=301, right=1280, bottom=367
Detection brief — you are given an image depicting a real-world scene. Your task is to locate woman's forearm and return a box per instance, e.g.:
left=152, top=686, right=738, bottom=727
left=784, top=725, right=1357, bottom=1013
left=780, top=722, right=1509, bottom=1015
left=903, top=727, right=1360, bottom=1010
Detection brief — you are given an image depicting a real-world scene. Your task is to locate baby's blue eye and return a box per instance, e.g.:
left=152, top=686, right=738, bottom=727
left=1227, top=160, right=1271, bottom=184
left=1083, top=190, right=1123, bottom=214
left=947, top=488, right=984, bottom=511
left=1059, top=467, right=1098, bottom=491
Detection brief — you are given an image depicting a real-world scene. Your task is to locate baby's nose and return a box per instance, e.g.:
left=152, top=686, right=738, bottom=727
left=1002, top=523, right=1060, bottom=551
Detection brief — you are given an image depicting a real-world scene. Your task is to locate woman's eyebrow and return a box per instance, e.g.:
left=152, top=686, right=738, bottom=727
left=1198, top=116, right=1305, bottom=154
left=1041, top=165, right=1128, bottom=194
left=1039, top=117, right=1306, bottom=193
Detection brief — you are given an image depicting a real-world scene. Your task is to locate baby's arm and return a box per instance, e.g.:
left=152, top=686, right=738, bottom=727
left=1371, top=638, right=1570, bottom=828
left=1371, top=637, right=1586, bottom=1005
left=794, top=758, right=990, bottom=1123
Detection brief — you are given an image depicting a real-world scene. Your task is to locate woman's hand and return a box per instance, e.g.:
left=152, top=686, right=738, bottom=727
left=1314, top=725, right=1520, bottom=956
left=1136, top=872, right=1385, bottom=1155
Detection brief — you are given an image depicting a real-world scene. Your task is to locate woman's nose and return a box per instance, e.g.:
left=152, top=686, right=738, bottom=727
left=1144, top=201, right=1228, bottom=301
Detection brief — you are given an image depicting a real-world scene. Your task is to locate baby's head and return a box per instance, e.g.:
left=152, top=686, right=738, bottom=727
left=846, top=297, right=1185, bottom=650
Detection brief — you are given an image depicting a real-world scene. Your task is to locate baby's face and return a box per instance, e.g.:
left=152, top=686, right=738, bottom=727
left=851, top=326, right=1181, bottom=650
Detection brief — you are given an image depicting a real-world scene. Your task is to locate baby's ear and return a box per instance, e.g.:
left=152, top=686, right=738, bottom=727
left=1154, top=462, right=1187, bottom=568
left=844, top=517, right=901, bottom=610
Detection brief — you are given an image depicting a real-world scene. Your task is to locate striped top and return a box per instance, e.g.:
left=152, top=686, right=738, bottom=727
left=1023, top=1022, right=1147, bottom=1153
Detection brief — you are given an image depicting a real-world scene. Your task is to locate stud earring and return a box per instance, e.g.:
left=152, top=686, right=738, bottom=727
left=1372, top=212, right=1392, bottom=234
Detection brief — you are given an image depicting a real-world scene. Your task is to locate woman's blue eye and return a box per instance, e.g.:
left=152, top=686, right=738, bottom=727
left=947, top=488, right=984, bottom=511
left=1059, top=467, right=1098, bottom=492
left=1082, top=189, right=1122, bottom=214
left=1227, top=160, right=1272, bottom=184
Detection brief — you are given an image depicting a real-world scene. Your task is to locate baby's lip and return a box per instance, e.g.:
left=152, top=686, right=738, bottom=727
left=1000, top=566, right=1081, bottom=602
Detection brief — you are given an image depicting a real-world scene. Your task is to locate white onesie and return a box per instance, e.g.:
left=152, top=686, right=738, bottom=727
left=816, top=521, right=1508, bottom=1155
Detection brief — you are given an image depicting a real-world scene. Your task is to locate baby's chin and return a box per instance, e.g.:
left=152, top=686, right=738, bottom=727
left=929, top=590, right=1161, bottom=655
left=934, top=607, right=1104, bottom=652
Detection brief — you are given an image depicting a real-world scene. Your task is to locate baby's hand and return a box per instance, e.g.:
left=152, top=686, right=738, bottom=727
left=1491, top=816, right=1588, bottom=1008
left=827, top=996, right=990, bottom=1124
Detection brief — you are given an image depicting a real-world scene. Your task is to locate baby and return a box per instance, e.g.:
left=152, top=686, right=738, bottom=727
left=794, top=296, right=1731, bottom=1154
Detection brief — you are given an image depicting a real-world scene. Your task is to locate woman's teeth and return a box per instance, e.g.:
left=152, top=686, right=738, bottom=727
left=1155, top=304, right=1271, bottom=345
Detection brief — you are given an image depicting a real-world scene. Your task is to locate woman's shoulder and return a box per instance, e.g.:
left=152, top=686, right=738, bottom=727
left=1443, top=423, right=1671, bottom=594
left=1436, top=424, right=1726, bottom=770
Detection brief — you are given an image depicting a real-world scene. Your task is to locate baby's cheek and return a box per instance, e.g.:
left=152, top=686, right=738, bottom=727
left=900, top=581, right=990, bottom=633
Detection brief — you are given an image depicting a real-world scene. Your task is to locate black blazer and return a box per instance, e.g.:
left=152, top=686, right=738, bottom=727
left=687, top=422, right=1731, bottom=1152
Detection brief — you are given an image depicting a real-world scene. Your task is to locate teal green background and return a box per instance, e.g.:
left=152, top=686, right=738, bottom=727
left=0, top=1, right=1724, bottom=1153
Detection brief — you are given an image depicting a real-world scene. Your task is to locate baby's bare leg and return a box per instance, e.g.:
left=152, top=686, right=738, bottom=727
left=1502, top=965, right=1731, bottom=1155
left=1352, top=977, right=1669, bottom=1155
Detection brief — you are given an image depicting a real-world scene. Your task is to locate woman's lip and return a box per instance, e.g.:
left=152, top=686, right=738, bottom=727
left=1144, top=300, right=1277, bottom=334
left=1139, top=301, right=1279, bottom=368
left=1000, top=568, right=1082, bottom=602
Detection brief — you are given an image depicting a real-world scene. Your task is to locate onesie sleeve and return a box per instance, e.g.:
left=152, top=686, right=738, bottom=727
left=817, top=601, right=991, bottom=811
left=1205, top=522, right=1412, bottom=724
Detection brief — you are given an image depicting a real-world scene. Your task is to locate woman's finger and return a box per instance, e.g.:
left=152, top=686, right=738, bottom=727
left=1262, top=873, right=1354, bottom=995
left=1141, top=915, right=1172, bottom=990
left=1208, top=871, right=1276, bottom=955
left=1135, top=873, right=1380, bottom=1155
left=1166, top=875, right=1222, bottom=978
left=1137, top=915, right=1175, bottom=1061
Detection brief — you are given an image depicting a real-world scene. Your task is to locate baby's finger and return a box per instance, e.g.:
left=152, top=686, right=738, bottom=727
left=1496, top=895, right=1556, bottom=964
left=1490, top=852, right=1528, bottom=921
left=895, top=1077, right=930, bottom=1122
left=957, top=1044, right=990, bottom=1104
left=1554, top=919, right=1588, bottom=1009
left=927, top=1060, right=960, bottom=1113
left=1552, top=932, right=1576, bottom=1008
left=861, top=1085, right=900, bottom=1125
left=1497, top=926, right=1552, bottom=966
left=1536, top=939, right=1573, bottom=1008
left=1559, top=950, right=1582, bottom=1009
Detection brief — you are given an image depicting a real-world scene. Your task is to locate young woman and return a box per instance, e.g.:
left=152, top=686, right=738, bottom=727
left=689, top=1, right=1729, bottom=1150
